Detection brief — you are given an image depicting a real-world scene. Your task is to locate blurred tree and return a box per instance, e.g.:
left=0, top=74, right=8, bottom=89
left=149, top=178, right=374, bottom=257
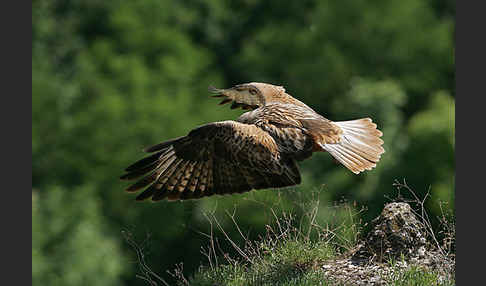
left=32, top=186, right=125, bottom=286
left=405, top=91, right=455, bottom=212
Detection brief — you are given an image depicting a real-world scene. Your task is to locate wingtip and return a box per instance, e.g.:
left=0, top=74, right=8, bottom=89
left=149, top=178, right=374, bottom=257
left=219, top=98, right=232, bottom=105
left=142, top=146, right=153, bottom=153
left=209, top=85, right=227, bottom=98
left=120, top=173, right=131, bottom=180
left=208, top=85, right=220, bottom=93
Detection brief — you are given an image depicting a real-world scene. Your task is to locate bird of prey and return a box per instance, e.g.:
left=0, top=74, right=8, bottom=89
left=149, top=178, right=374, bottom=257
left=121, top=82, right=385, bottom=201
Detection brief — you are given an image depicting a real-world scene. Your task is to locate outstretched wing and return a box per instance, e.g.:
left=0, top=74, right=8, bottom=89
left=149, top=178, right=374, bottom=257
left=208, top=82, right=302, bottom=111
left=208, top=85, right=264, bottom=110
left=120, top=121, right=301, bottom=201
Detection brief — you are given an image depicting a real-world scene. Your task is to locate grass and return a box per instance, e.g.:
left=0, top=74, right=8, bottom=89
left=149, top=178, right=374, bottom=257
left=382, top=255, right=455, bottom=286
left=385, top=266, right=454, bottom=286
left=190, top=239, right=336, bottom=286
left=124, top=182, right=455, bottom=286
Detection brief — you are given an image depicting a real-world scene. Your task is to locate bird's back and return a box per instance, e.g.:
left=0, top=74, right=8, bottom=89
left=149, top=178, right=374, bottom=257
left=237, top=102, right=317, bottom=161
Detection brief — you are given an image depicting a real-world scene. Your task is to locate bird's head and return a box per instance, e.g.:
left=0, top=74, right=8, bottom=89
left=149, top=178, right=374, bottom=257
left=208, top=82, right=286, bottom=110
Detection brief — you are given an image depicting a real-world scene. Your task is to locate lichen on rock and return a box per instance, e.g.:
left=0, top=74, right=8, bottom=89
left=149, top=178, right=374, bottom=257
left=355, top=202, right=429, bottom=262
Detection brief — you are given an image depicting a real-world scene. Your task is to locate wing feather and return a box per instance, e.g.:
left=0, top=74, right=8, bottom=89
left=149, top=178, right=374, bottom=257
left=209, top=86, right=264, bottom=110
left=121, top=121, right=301, bottom=201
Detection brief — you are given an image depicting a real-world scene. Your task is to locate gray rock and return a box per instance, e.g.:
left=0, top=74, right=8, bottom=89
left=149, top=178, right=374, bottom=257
left=353, top=202, right=429, bottom=263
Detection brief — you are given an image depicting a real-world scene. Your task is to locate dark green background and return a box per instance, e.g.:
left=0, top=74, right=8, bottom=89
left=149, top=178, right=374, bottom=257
left=32, top=0, right=454, bottom=285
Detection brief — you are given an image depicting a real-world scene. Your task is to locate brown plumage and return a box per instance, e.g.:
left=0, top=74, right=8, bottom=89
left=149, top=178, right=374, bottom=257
left=121, top=82, right=385, bottom=201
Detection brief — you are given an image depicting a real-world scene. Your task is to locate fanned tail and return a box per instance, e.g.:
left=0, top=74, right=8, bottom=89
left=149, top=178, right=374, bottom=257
left=320, top=118, right=385, bottom=174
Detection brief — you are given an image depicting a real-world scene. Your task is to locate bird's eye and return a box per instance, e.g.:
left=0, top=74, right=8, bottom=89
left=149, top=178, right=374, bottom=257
left=249, top=89, right=257, bottom=95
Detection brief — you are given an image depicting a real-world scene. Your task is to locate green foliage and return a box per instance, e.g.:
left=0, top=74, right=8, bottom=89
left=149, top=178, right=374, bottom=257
left=32, top=186, right=125, bottom=286
left=406, top=92, right=455, bottom=212
left=32, top=0, right=454, bottom=284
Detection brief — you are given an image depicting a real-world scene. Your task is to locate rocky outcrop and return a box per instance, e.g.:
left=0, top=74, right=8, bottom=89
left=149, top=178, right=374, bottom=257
left=353, top=202, right=429, bottom=263
left=320, top=202, right=454, bottom=285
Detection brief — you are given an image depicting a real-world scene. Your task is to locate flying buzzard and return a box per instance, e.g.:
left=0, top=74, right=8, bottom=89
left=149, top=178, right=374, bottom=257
left=121, top=83, right=385, bottom=201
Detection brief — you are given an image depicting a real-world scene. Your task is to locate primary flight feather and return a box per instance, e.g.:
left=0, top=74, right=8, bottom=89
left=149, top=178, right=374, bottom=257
left=121, top=82, right=385, bottom=201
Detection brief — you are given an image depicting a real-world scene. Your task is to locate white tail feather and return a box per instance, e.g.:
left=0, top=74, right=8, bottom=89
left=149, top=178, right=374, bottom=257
left=321, top=118, right=385, bottom=174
